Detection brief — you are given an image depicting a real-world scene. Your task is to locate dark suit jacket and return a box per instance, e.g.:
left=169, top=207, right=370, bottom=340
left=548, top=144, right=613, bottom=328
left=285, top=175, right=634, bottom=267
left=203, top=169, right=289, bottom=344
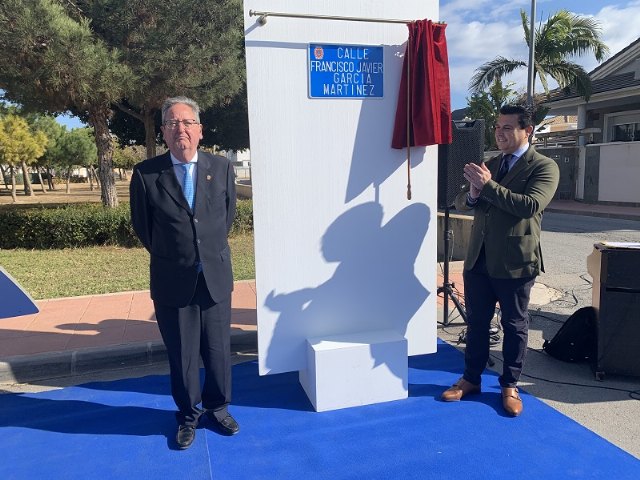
left=130, top=151, right=236, bottom=307
left=454, top=146, right=559, bottom=279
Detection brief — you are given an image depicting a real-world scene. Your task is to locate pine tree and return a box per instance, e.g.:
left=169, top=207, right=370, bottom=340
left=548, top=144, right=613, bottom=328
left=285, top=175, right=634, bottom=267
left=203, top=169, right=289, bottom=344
left=0, top=0, right=131, bottom=206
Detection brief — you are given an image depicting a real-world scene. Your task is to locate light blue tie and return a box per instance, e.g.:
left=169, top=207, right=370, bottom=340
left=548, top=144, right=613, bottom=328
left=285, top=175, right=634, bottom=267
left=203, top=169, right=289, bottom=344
left=181, top=163, right=194, bottom=209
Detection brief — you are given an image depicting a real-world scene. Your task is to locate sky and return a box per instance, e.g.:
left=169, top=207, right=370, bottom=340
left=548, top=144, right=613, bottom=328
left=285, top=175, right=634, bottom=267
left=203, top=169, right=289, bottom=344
left=56, top=0, right=640, bottom=128
left=441, top=0, right=640, bottom=109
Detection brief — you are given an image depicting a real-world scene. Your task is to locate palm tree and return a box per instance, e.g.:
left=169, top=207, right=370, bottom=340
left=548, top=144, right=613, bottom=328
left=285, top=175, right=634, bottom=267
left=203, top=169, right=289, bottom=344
left=469, top=9, right=609, bottom=101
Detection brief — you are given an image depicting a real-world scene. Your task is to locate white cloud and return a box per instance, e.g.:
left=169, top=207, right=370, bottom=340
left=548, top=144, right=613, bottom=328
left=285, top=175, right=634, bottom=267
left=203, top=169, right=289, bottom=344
left=445, top=14, right=529, bottom=107
left=593, top=4, right=640, bottom=68
left=447, top=21, right=527, bottom=62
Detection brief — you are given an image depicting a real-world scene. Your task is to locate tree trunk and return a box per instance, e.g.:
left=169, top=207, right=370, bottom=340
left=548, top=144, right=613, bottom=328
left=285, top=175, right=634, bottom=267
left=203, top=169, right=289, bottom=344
left=89, top=106, right=118, bottom=207
left=0, top=164, right=9, bottom=190
left=88, top=165, right=95, bottom=191
left=144, top=110, right=157, bottom=159
left=90, top=165, right=101, bottom=188
left=20, top=161, right=35, bottom=196
left=10, top=166, right=17, bottom=203
left=66, top=168, right=72, bottom=194
left=37, top=168, right=46, bottom=193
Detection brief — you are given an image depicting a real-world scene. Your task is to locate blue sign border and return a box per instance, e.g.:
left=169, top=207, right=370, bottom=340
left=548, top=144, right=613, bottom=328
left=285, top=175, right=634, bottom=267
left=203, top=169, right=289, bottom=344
left=308, top=44, right=384, bottom=99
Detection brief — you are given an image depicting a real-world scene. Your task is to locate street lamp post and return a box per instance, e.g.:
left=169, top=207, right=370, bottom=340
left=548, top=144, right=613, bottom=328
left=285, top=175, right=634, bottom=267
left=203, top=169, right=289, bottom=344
left=527, top=0, right=536, bottom=106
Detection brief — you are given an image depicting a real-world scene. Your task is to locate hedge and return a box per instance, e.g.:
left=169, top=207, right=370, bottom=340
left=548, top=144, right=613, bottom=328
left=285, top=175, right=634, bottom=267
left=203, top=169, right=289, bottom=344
left=0, top=199, right=253, bottom=249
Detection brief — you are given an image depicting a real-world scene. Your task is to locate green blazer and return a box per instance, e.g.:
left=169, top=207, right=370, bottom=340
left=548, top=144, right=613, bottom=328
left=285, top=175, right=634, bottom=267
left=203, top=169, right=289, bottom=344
left=454, top=146, right=560, bottom=279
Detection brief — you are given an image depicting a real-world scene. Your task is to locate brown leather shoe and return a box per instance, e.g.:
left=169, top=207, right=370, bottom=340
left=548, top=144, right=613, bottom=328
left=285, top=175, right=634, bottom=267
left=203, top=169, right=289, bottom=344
left=441, top=378, right=481, bottom=402
left=502, top=387, right=523, bottom=416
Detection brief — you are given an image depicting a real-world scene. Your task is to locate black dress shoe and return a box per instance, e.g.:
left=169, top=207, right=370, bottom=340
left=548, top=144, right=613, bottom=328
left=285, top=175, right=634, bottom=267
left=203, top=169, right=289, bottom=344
left=207, top=411, right=240, bottom=436
left=176, top=425, right=195, bottom=449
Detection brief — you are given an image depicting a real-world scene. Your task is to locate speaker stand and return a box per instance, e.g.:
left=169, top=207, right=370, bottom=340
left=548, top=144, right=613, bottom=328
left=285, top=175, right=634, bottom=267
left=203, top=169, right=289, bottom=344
left=437, top=204, right=467, bottom=326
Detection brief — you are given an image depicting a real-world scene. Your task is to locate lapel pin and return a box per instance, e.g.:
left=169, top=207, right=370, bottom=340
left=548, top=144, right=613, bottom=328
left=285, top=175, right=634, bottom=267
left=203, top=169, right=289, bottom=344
left=206, top=175, right=212, bottom=181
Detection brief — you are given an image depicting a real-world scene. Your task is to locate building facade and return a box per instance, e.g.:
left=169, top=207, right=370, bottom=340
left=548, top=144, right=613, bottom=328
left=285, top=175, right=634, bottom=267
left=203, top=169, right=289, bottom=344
left=544, top=37, right=640, bottom=205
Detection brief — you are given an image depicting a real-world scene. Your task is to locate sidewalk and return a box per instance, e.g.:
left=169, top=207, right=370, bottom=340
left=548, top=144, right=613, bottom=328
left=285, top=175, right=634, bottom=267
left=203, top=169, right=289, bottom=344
left=0, top=281, right=258, bottom=383
left=0, top=267, right=466, bottom=384
left=0, top=266, right=515, bottom=383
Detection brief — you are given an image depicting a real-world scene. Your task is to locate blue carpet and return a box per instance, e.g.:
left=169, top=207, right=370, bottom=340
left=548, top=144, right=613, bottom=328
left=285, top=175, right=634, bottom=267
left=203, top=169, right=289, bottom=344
left=1, top=341, right=638, bottom=479
left=0, top=374, right=211, bottom=479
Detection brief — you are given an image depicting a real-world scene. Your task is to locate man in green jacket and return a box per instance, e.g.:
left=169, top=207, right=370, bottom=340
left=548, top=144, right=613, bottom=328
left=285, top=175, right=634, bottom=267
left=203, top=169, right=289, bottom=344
left=441, top=104, right=559, bottom=416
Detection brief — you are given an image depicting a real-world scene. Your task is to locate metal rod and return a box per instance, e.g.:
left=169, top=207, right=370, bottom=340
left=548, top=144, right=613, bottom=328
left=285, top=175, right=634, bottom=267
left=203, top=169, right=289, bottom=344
left=249, top=10, right=444, bottom=26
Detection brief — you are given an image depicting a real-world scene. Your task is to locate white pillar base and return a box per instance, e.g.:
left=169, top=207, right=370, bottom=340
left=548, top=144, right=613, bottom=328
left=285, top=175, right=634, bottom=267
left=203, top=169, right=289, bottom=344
left=299, top=329, right=408, bottom=412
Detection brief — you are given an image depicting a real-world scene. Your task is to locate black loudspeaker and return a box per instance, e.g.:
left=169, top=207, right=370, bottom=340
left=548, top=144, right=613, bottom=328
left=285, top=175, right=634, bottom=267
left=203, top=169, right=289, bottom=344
left=438, top=119, right=485, bottom=209
left=588, top=245, right=640, bottom=379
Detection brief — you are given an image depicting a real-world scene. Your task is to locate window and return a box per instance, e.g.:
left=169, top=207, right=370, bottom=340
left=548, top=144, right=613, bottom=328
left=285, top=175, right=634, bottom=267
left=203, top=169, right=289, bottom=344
left=605, top=111, right=640, bottom=142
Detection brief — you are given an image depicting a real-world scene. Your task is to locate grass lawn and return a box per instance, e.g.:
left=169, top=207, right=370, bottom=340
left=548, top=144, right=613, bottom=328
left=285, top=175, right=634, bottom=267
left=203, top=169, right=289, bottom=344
left=0, top=233, right=255, bottom=300
left=1, top=178, right=255, bottom=299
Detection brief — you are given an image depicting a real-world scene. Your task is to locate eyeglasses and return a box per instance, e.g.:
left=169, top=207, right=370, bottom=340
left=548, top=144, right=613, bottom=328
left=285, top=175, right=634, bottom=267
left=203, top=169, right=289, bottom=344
left=163, top=119, right=200, bottom=129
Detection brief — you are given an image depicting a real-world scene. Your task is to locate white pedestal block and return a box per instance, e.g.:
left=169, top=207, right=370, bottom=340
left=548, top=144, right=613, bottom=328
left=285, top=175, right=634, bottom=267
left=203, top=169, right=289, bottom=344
left=299, top=329, right=408, bottom=412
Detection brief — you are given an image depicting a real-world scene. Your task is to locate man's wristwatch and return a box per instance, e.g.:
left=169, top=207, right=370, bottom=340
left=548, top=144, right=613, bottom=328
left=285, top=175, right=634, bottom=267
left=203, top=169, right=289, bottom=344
left=466, top=192, right=479, bottom=207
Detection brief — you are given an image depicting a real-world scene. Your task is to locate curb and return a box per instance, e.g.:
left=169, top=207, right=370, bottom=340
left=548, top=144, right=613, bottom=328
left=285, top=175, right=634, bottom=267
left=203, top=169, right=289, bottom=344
left=545, top=207, right=640, bottom=222
left=0, top=330, right=257, bottom=385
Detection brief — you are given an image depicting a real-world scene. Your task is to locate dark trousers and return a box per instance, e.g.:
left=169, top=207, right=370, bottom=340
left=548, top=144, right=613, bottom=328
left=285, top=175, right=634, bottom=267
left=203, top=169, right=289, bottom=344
left=154, top=273, right=232, bottom=427
left=462, top=251, right=535, bottom=388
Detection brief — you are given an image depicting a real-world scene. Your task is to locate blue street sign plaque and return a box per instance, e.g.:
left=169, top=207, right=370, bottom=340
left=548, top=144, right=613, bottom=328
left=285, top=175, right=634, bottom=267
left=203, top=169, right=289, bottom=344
left=309, top=44, right=384, bottom=99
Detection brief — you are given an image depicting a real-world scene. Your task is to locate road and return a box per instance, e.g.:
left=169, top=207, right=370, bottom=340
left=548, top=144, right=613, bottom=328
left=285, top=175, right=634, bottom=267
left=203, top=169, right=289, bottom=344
left=540, top=212, right=640, bottom=318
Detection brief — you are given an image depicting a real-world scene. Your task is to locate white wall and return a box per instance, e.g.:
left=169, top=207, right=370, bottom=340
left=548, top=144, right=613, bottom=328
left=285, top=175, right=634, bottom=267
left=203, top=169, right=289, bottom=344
left=598, top=143, right=640, bottom=203
left=245, top=0, right=440, bottom=375
left=226, top=149, right=251, bottom=164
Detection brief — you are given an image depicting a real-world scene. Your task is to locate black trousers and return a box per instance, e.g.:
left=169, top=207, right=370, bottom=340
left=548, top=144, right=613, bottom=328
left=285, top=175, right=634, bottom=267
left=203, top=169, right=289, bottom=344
left=154, top=273, right=232, bottom=427
left=462, top=251, right=535, bottom=388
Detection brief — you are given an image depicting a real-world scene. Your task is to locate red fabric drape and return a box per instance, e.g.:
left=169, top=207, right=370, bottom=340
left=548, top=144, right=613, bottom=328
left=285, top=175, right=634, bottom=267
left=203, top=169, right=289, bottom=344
left=391, top=20, right=452, bottom=148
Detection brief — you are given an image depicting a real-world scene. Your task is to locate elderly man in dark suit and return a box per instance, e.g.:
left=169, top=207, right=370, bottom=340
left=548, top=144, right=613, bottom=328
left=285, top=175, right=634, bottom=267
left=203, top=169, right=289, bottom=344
left=130, top=96, right=238, bottom=449
left=441, top=104, right=559, bottom=416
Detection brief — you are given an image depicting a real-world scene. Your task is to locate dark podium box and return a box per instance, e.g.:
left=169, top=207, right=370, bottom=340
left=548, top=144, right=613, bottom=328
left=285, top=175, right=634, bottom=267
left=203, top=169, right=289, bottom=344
left=587, top=243, right=640, bottom=379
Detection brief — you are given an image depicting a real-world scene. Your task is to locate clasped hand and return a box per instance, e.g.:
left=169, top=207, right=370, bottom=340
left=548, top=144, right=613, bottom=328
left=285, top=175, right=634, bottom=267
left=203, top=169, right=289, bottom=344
left=463, top=162, right=491, bottom=199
